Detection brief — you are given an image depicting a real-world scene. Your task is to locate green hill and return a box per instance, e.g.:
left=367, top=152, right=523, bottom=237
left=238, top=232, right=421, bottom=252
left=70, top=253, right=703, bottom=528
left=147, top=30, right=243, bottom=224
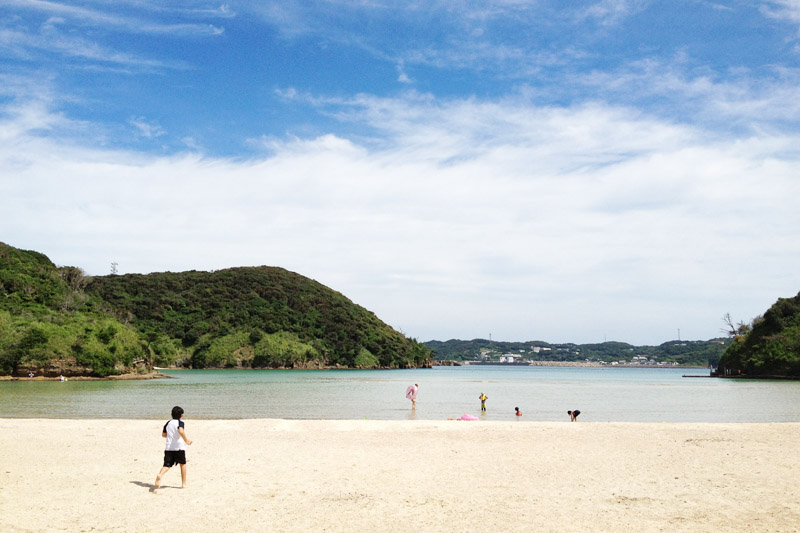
left=0, top=242, right=432, bottom=376
left=717, top=292, right=800, bottom=377
left=0, top=243, right=147, bottom=377
left=86, top=267, right=431, bottom=370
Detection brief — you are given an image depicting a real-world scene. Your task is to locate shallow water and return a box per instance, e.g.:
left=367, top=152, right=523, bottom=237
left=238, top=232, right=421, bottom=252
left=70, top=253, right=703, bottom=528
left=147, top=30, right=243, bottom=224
left=2, top=366, right=799, bottom=422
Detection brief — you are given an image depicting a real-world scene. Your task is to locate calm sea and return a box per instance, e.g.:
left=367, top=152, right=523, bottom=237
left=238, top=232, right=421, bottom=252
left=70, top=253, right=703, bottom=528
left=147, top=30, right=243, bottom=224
left=1, top=366, right=799, bottom=422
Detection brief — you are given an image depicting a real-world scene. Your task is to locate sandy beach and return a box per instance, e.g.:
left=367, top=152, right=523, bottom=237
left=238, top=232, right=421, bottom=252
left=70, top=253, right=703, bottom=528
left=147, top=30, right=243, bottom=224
left=1, top=419, right=798, bottom=532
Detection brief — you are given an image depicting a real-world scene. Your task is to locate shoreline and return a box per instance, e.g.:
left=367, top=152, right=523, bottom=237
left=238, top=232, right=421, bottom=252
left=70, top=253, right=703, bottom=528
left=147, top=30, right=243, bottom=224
left=0, top=419, right=797, bottom=532
left=2, top=363, right=713, bottom=380
left=0, top=371, right=171, bottom=381
left=437, top=360, right=711, bottom=369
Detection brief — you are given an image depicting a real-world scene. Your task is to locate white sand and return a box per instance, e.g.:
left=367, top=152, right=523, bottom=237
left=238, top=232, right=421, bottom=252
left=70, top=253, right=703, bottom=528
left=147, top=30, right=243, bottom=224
left=0, top=419, right=798, bottom=532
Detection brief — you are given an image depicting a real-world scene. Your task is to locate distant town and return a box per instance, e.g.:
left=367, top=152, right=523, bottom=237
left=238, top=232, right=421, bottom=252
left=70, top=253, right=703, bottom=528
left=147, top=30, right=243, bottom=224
left=424, top=339, right=729, bottom=367
left=461, top=346, right=680, bottom=366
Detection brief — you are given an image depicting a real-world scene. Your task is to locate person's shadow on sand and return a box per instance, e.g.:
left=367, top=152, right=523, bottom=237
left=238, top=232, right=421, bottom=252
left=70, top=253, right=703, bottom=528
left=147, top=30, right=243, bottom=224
left=130, top=480, right=175, bottom=493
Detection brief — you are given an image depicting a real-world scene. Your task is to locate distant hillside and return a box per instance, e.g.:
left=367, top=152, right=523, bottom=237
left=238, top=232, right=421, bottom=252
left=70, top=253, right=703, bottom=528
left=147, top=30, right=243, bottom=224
left=717, top=292, right=800, bottom=377
left=425, top=338, right=729, bottom=367
left=0, top=243, right=147, bottom=377
left=0, top=242, right=432, bottom=376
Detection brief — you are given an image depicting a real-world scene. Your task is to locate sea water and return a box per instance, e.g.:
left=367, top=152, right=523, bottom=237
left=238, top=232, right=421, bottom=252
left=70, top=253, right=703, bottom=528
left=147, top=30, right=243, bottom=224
left=1, top=366, right=799, bottom=422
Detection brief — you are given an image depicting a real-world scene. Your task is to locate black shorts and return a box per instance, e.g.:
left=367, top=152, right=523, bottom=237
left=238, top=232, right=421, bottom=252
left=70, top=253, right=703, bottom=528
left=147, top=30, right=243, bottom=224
left=163, top=450, right=186, bottom=467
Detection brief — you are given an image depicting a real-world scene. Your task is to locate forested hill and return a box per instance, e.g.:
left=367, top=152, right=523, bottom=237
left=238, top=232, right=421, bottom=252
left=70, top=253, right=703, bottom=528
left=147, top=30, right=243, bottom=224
left=425, top=338, right=730, bottom=367
left=0, top=242, right=431, bottom=377
left=87, top=267, right=431, bottom=370
left=0, top=242, right=146, bottom=377
left=717, top=292, right=800, bottom=377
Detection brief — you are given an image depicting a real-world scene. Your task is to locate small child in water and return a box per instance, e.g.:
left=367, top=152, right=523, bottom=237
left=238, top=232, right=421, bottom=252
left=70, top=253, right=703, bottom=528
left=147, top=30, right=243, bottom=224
left=515, top=407, right=522, bottom=417
left=568, top=409, right=580, bottom=421
left=479, top=392, right=488, bottom=411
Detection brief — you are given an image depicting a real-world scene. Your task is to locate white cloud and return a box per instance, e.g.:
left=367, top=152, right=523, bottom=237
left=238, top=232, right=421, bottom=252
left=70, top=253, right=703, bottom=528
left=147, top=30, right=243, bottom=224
left=762, top=0, right=800, bottom=25
left=4, top=0, right=226, bottom=36
left=396, top=61, right=412, bottom=84
left=0, top=26, right=183, bottom=68
left=580, top=0, right=649, bottom=26
left=1, top=84, right=798, bottom=344
left=572, top=58, right=800, bottom=129
left=129, top=116, right=166, bottom=139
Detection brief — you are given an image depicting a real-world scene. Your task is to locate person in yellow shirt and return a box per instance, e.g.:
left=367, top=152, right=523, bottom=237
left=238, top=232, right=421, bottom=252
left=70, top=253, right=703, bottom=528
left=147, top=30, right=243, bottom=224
left=479, top=392, right=488, bottom=411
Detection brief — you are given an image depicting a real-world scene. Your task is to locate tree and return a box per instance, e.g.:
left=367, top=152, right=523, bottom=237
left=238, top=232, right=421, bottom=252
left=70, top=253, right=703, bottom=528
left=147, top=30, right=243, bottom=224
left=2, top=327, right=49, bottom=376
left=721, top=313, right=750, bottom=339
left=57, top=266, right=89, bottom=292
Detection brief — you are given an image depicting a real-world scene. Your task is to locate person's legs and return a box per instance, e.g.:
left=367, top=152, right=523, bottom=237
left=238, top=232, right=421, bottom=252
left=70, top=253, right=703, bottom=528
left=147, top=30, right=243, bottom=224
left=179, top=463, right=187, bottom=488
left=155, top=466, right=170, bottom=488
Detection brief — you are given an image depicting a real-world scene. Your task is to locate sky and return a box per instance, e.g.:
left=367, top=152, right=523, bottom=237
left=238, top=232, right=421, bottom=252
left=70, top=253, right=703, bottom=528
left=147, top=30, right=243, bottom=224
left=1, top=1, right=799, bottom=346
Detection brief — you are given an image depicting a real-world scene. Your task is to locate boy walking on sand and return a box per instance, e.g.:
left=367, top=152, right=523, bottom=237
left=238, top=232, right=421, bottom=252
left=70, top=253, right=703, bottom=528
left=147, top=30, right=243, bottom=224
left=155, top=406, right=193, bottom=489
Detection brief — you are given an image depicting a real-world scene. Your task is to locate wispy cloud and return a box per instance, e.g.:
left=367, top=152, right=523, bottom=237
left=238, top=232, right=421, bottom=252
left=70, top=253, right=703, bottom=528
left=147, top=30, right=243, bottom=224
left=396, top=61, right=412, bottom=84
left=0, top=26, right=184, bottom=69
left=5, top=0, right=127, bottom=27
left=761, top=0, right=800, bottom=25
left=563, top=57, right=800, bottom=133
left=245, top=1, right=589, bottom=76
left=129, top=116, right=166, bottom=139
left=4, top=0, right=226, bottom=36
left=139, top=2, right=237, bottom=19
left=579, top=0, right=650, bottom=26
left=0, top=77, right=95, bottom=144
left=1, top=1, right=215, bottom=70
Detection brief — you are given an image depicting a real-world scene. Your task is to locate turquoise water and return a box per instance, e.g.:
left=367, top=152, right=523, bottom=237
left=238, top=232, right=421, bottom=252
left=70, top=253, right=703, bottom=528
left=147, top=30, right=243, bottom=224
left=1, top=366, right=799, bottom=422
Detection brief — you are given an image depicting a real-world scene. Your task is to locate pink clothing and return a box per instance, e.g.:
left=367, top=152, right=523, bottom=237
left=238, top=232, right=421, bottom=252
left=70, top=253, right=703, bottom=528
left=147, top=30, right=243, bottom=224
left=406, top=385, right=418, bottom=400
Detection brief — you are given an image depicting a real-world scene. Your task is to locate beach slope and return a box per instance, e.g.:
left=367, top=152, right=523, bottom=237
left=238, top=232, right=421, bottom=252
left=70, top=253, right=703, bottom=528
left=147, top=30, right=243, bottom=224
left=0, top=420, right=798, bottom=532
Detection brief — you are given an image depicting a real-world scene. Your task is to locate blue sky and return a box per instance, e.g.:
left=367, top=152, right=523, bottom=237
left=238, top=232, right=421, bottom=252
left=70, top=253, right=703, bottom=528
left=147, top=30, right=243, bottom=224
left=1, top=1, right=799, bottom=345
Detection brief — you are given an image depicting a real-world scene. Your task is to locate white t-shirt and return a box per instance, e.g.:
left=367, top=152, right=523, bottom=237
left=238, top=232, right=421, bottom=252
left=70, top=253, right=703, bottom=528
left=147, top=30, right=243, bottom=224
left=163, top=419, right=186, bottom=451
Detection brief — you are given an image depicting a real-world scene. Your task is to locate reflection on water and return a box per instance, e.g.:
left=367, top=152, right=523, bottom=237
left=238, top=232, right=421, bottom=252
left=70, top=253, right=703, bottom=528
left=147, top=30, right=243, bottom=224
left=1, top=366, right=799, bottom=422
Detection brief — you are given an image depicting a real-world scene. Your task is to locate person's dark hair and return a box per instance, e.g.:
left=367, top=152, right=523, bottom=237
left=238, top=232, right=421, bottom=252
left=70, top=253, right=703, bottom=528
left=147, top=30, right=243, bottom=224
left=171, top=406, right=184, bottom=419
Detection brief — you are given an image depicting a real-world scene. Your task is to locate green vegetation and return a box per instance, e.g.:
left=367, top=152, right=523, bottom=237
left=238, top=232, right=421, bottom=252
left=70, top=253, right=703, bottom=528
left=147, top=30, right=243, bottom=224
left=717, top=292, right=800, bottom=377
left=425, top=338, right=729, bottom=367
left=0, top=242, right=431, bottom=376
left=0, top=243, right=147, bottom=377
left=85, top=267, right=431, bottom=370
